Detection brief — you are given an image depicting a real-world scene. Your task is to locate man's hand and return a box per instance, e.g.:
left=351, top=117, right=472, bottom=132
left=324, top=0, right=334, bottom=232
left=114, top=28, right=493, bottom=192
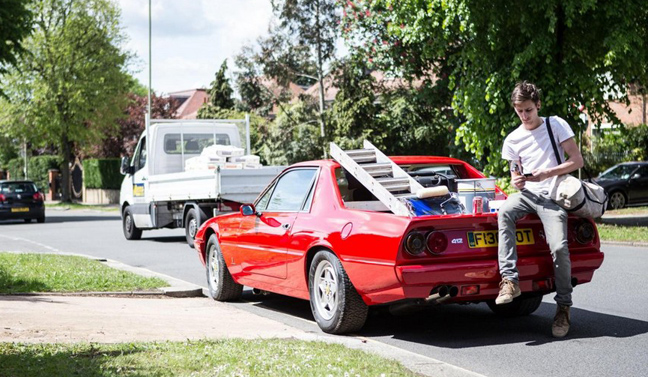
left=526, top=168, right=551, bottom=182
left=512, top=174, right=526, bottom=190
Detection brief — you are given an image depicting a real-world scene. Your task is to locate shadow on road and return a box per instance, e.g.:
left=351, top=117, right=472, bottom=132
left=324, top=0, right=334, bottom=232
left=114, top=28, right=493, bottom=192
left=597, top=215, right=648, bottom=227
left=0, top=215, right=120, bottom=225
left=143, top=236, right=187, bottom=244
left=240, top=294, right=648, bottom=346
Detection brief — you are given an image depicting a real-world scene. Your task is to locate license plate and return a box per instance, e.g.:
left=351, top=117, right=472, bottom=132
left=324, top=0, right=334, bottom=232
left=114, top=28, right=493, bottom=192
left=467, top=229, right=534, bottom=248
left=11, top=207, right=29, bottom=213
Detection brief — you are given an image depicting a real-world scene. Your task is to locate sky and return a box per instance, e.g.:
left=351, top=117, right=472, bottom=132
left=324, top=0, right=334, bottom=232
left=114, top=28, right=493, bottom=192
left=117, top=0, right=273, bottom=95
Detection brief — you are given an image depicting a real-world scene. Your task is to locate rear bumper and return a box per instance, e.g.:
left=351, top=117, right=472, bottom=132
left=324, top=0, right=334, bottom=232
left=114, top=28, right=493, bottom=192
left=390, top=251, right=605, bottom=303
left=0, top=206, right=45, bottom=221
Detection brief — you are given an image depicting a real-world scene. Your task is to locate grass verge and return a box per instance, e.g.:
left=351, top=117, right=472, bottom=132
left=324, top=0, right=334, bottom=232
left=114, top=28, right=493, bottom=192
left=45, top=202, right=119, bottom=212
left=0, top=339, right=416, bottom=377
left=596, top=224, right=648, bottom=243
left=0, top=253, right=167, bottom=294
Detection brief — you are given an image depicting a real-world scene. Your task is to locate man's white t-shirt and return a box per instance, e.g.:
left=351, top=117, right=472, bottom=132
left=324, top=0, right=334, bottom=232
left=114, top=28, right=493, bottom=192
left=501, top=116, right=575, bottom=195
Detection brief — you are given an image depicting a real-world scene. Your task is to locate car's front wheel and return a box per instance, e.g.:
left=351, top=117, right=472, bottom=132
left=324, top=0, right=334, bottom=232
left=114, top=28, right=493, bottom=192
left=205, top=234, right=242, bottom=301
left=486, top=295, right=542, bottom=317
left=309, top=250, right=368, bottom=334
left=608, top=191, right=626, bottom=210
left=122, top=206, right=142, bottom=240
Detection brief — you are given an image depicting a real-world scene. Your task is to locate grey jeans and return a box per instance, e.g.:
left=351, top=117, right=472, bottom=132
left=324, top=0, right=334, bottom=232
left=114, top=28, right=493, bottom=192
left=498, top=190, right=573, bottom=306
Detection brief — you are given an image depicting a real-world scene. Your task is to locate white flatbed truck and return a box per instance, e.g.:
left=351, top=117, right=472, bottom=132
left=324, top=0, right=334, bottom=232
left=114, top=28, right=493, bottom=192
left=119, top=118, right=283, bottom=246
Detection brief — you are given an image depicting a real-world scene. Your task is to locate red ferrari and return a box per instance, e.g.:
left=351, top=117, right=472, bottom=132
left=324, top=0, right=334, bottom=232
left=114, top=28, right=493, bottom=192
left=194, top=156, right=604, bottom=334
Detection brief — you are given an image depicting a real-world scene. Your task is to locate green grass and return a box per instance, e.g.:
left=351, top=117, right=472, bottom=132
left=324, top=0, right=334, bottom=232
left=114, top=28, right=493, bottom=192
left=0, top=253, right=167, bottom=294
left=604, top=205, right=648, bottom=216
left=597, top=224, right=648, bottom=243
left=0, top=339, right=417, bottom=377
left=45, top=202, right=119, bottom=211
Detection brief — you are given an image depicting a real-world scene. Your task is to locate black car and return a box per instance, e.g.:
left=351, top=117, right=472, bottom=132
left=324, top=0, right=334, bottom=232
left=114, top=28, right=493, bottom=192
left=594, top=162, right=648, bottom=210
left=0, top=180, right=46, bottom=223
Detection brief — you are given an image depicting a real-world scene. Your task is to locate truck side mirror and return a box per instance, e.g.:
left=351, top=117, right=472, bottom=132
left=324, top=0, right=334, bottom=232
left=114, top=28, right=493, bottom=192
left=120, top=156, right=134, bottom=175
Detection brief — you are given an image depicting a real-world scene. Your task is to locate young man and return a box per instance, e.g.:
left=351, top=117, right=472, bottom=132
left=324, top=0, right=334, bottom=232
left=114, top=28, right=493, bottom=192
left=497, top=81, right=584, bottom=338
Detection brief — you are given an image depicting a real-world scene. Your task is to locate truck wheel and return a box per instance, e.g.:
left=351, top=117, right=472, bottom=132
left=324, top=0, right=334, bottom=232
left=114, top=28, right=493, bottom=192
left=123, top=206, right=142, bottom=240
left=309, top=250, right=368, bottom=334
left=185, top=208, right=199, bottom=247
left=206, top=234, right=242, bottom=301
left=487, top=295, right=542, bottom=317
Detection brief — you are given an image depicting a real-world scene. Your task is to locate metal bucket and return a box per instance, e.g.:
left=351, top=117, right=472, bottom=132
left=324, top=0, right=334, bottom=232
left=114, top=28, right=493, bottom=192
left=455, top=178, right=496, bottom=214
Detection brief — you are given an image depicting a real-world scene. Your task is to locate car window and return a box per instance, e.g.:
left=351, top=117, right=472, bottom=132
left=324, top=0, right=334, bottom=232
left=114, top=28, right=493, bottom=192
left=634, top=166, right=648, bottom=177
left=265, top=169, right=317, bottom=212
left=0, top=182, right=36, bottom=194
left=599, top=164, right=638, bottom=180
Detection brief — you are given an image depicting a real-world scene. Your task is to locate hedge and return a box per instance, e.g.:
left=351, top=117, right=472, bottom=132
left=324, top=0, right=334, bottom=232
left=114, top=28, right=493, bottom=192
left=7, top=156, right=62, bottom=194
left=83, top=158, right=122, bottom=190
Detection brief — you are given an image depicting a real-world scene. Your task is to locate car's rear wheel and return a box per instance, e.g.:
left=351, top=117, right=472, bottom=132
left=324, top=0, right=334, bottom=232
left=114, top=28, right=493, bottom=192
left=206, top=234, right=242, bottom=301
left=185, top=208, right=199, bottom=247
left=309, top=250, right=368, bottom=334
left=486, top=295, right=542, bottom=317
left=24, top=218, right=31, bottom=223
left=608, top=191, right=626, bottom=210
left=36, top=214, right=45, bottom=223
left=123, top=206, right=142, bottom=240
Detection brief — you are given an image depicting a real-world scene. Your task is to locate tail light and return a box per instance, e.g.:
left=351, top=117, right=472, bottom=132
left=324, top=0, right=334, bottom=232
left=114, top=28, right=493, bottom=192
left=404, top=232, right=426, bottom=256
left=575, top=221, right=595, bottom=244
left=426, top=231, right=448, bottom=254
left=0, top=194, right=5, bottom=203
left=33, top=192, right=44, bottom=202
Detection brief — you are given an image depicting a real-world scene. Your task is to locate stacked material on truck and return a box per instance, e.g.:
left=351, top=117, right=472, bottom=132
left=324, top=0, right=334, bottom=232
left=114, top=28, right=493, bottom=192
left=185, top=144, right=263, bottom=170
left=227, top=155, right=262, bottom=169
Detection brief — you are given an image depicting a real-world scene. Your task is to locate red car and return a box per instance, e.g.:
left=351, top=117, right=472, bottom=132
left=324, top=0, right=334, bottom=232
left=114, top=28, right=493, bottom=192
left=194, top=156, right=604, bottom=334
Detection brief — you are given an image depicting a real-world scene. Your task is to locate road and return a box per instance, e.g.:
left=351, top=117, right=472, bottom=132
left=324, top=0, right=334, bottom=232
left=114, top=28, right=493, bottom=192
left=2, top=208, right=648, bottom=377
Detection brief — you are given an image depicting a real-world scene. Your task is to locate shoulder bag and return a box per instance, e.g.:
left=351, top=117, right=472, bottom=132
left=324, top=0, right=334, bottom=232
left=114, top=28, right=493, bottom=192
left=545, top=116, right=608, bottom=219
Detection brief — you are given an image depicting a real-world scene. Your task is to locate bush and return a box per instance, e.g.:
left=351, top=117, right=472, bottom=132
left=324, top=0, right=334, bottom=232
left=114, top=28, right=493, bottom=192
left=7, top=156, right=61, bottom=193
left=83, top=159, right=122, bottom=189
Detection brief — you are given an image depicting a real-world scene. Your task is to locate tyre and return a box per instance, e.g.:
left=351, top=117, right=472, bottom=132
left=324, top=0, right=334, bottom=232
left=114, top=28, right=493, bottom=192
left=122, top=206, right=142, bottom=240
left=36, top=215, right=45, bottom=223
left=205, top=234, right=242, bottom=301
left=308, top=250, right=368, bottom=334
left=487, top=294, right=542, bottom=317
left=24, top=218, right=32, bottom=223
left=608, top=191, right=626, bottom=210
left=185, top=208, right=199, bottom=247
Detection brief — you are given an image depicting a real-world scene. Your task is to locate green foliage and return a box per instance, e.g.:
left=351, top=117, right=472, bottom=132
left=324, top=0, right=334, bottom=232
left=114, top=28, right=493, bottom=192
left=0, top=134, right=19, bottom=167
left=583, top=123, right=648, bottom=175
left=0, top=0, right=131, bottom=201
left=83, top=158, right=122, bottom=189
left=259, top=100, right=324, bottom=165
left=199, top=59, right=235, bottom=118
left=343, top=0, right=648, bottom=176
left=0, top=0, right=33, bottom=97
left=7, top=156, right=61, bottom=193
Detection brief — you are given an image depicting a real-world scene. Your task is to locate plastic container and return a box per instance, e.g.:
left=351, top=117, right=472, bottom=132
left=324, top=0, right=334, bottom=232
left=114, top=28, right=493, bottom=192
left=455, top=178, right=496, bottom=214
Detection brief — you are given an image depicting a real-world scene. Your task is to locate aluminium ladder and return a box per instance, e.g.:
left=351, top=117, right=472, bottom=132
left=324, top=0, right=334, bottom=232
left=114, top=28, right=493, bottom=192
left=329, top=140, right=424, bottom=216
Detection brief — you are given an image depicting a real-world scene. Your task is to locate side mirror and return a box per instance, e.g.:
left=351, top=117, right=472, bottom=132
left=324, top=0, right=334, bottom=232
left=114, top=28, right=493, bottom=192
left=631, top=173, right=641, bottom=180
left=120, top=156, right=133, bottom=175
left=240, top=204, right=257, bottom=216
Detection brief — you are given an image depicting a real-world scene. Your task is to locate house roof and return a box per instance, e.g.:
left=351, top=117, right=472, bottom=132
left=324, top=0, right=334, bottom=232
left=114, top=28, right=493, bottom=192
left=168, top=89, right=208, bottom=119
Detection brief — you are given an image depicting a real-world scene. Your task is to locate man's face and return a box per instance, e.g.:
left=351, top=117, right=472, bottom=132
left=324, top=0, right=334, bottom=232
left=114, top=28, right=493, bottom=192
left=513, top=100, right=541, bottom=129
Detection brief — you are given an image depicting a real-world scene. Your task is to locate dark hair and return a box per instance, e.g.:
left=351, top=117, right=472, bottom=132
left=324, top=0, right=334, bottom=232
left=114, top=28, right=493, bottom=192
left=511, top=81, right=541, bottom=105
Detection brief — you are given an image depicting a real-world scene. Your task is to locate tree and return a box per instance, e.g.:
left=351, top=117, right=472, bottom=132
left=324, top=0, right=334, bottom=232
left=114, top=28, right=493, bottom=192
left=197, top=59, right=235, bottom=119
left=268, top=0, right=341, bottom=137
left=83, top=92, right=179, bottom=158
left=0, top=0, right=33, bottom=97
left=0, top=0, right=131, bottom=201
left=343, top=0, right=648, bottom=175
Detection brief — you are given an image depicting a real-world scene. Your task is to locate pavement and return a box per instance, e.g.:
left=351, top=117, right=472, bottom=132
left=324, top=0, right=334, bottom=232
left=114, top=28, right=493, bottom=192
left=0, top=254, right=485, bottom=377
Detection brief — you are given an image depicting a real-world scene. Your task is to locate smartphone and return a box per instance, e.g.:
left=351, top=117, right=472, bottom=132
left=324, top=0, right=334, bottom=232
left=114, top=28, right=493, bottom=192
left=524, top=173, right=533, bottom=177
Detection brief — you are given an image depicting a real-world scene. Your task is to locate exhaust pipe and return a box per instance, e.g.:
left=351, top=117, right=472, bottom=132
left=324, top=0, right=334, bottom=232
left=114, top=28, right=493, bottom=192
left=252, top=288, right=270, bottom=296
left=424, top=285, right=449, bottom=303
left=425, top=285, right=458, bottom=304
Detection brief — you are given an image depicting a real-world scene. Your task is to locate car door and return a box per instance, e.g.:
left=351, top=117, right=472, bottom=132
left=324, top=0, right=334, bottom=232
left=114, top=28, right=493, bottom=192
left=627, top=165, right=648, bottom=204
left=234, top=168, right=318, bottom=280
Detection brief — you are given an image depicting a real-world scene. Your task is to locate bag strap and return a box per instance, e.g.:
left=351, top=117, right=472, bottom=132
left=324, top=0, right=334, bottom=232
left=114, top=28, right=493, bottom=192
left=545, top=116, right=597, bottom=183
left=545, top=117, right=563, bottom=165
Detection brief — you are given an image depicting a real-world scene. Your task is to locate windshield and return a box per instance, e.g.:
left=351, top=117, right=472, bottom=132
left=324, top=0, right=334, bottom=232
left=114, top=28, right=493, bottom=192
left=598, top=164, right=638, bottom=180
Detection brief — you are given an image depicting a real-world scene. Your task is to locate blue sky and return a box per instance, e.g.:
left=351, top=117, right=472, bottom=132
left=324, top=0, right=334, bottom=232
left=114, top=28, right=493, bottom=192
left=117, top=0, right=273, bottom=95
